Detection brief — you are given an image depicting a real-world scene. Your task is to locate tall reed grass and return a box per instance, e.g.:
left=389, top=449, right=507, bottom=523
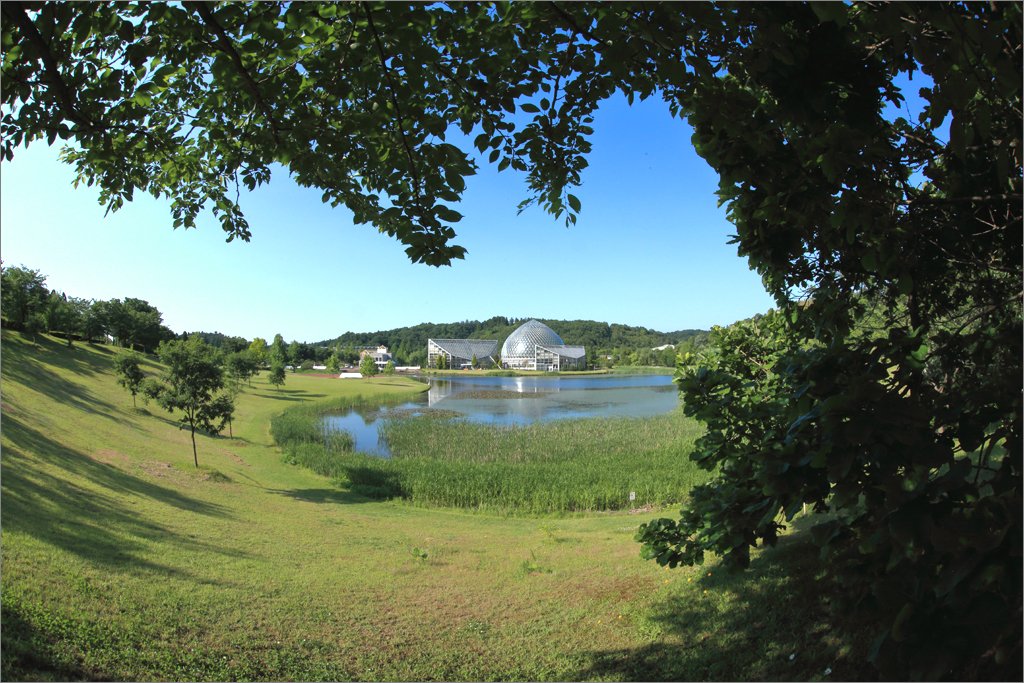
left=272, top=395, right=708, bottom=514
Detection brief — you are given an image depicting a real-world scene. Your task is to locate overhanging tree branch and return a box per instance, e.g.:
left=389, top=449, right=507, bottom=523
left=2, top=3, right=99, bottom=132
left=362, top=2, right=423, bottom=198
left=187, top=1, right=285, bottom=148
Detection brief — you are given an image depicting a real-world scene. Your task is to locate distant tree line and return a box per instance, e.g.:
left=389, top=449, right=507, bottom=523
left=1, top=263, right=176, bottom=351
left=317, top=316, right=709, bottom=368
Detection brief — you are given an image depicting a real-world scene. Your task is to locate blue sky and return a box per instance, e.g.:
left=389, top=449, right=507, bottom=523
left=1, top=92, right=777, bottom=343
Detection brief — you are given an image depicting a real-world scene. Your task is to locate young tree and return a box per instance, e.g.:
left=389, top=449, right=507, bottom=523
left=358, top=354, right=378, bottom=377
left=224, top=350, right=258, bottom=389
left=209, top=392, right=236, bottom=439
left=149, top=337, right=228, bottom=467
left=326, top=353, right=341, bottom=374
left=113, top=351, right=146, bottom=407
left=383, top=360, right=396, bottom=375
left=286, top=340, right=302, bottom=366
left=270, top=334, right=288, bottom=364
left=247, top=337, right=268, bottom=370
left=267, top=360, right=286, bottom=391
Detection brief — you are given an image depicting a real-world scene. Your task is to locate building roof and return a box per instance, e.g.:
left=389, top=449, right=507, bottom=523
left=429, top=338, right=498, bottom=359
left=538, top=344, right=587, bottom=359
left=501, top=320, right=564, bottom=358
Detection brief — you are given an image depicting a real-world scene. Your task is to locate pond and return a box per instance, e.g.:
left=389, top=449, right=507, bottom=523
left=322, top=373, right=680, bottom=456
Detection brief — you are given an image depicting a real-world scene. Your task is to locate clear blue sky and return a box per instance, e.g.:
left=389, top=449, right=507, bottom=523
left=2, top=92, right=777, bottom=343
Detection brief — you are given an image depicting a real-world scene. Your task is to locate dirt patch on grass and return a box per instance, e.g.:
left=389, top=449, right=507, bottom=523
left=223, top=449, right=249, bottom=466
left=140, top=460, right=175, bottom=478
left=93, top=449, right=130, bottom=465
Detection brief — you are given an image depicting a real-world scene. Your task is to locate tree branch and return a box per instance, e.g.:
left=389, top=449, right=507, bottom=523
left=362, top=2, right=422, bottom=195
left=2, top=3, right=99, bottom=131
left=187, top=2, right=284, bottom=147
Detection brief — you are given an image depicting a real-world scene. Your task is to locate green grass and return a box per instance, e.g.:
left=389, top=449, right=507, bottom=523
left=1, top=330, right=875, bottom=681
left=365, top=413, right=708, bottom=513
left=270, top=392, right=706, bottom=514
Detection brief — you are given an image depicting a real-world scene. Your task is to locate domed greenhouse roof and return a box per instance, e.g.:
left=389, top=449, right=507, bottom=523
left=501, top=320, right=564, bottom=359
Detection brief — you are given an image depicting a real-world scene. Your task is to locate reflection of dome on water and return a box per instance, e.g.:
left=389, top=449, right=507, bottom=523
left=500, top=320, right=586, bottom=372
left=501, top=320, right=564, bottom=359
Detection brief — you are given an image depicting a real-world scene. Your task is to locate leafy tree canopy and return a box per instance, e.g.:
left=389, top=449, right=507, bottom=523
left=112, top=350, right=146, bottom=407
left=358, top=354, right=378, bottom=377
left=148, top=336, right=230, bottom=467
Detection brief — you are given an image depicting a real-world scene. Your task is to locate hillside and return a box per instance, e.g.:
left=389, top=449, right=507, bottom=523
left=0, top=330, right=872, bottom=680
left=316, top=317, right=709, bottom=366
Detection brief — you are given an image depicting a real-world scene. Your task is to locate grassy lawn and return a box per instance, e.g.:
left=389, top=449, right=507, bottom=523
left=1, top=331, right=873, bottom=680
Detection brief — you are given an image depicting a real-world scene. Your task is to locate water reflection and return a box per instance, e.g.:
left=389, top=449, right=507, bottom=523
left=323, top=374, right=678, bottom=457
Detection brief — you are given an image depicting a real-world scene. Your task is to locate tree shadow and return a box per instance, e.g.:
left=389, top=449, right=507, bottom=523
left=1, top=414, right=247, bottom=582
left=2, top=338, right=124, bottom=421
left=267, top=487, right=378, bottom=505
left=252, top=393, right=309, bottom=402
left=572, top=532, right=878, bottom=682
left=0, top=595, right=89, bottom=681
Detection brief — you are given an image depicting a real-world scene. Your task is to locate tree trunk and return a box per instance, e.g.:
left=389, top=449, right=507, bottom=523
left=191, top=425, right=198, bottom=467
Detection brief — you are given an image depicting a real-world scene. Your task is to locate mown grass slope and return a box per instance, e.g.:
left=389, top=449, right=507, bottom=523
left=1, top=331, right=873, bottom=681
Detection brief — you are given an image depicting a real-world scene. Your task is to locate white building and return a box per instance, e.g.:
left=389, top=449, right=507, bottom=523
left=500, top=320, right=586, bottom=372
left=359, top=345, right=392, bottom=370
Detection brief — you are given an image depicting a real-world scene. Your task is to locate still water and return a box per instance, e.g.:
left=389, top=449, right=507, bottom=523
left=322, top=374, right=679, bottom=456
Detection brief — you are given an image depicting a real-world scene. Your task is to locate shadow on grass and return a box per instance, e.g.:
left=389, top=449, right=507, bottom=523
left=268, top=487, right=379, bottom=505
left=1, top=414, right=247, bottom=581
left=573, top=532, right=878, bottom=682
left=2, top=339, right=125, bottom=422
left=253, top=391, right=328, bottom=402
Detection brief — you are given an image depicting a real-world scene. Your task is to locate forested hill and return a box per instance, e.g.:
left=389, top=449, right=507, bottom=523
left=316, top=317, right=708, bottom=367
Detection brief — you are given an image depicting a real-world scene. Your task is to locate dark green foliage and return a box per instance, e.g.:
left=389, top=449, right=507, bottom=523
left=267, top=361, right=286, bottom=390
left=112, top=351, right=145, bottom=407
left=146, top=336, right=229, bottom=467
left=325, top=353, right=340, bottom=374
left=0, top=265, right=49, bottom=331
left=633, top=4, right=1022, bottom=679
left=93, top=298, right=173, bottom=352
left=358, top=355, right=378, bottom=377
left=224, top=350, right=258, bottom=388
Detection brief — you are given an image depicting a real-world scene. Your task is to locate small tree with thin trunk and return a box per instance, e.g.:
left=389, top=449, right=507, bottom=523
left=113, top=351, right=146, bottom=407
left=326, top=353, right=340, bottom=374
left=359, top=354, right=378, bottom=377
left=150, top=336, right=227, bottom=467
left=268, top=360, right=286, bottom=390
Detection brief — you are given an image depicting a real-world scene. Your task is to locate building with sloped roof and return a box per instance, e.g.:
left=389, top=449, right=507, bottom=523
left=500, top=319, right=586, bottom=372
left=427, top=338, right=499, bottom=369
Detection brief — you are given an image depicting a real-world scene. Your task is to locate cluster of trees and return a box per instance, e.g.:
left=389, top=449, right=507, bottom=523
left=5, top=2, right=1019, bottom=678
left=320, top=316, right=708, bottom=368
left=113, top=336, right=240, bottom=467
left=1, top=264, right=176, bottom=351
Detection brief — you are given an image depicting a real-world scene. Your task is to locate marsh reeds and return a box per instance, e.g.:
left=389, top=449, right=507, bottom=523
left=273, top=396, right=708, bottom=514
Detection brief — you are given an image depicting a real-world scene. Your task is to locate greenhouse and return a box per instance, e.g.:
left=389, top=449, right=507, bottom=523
left=500, top=319, right=586, bottom=371
left=427, top=338, right=499, bottom=369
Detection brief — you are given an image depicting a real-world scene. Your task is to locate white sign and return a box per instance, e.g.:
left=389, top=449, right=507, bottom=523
left=629, top=491, right=636, bottom=501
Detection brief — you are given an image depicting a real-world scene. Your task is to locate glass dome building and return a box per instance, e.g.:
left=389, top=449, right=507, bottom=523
left=500, top=320, right=586, bottom=371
